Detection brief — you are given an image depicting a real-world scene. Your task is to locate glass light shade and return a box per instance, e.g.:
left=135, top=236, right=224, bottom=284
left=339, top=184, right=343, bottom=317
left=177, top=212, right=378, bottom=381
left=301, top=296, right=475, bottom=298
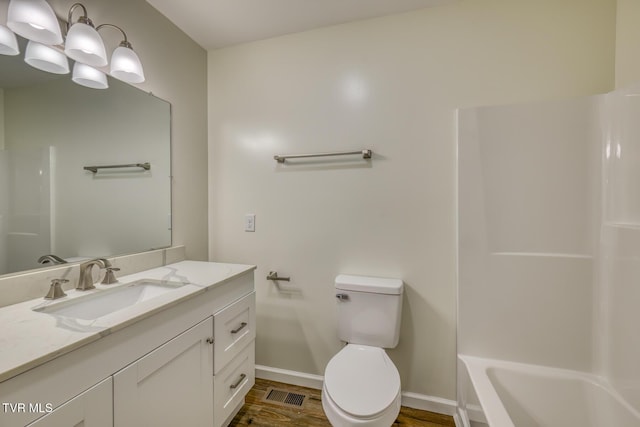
left=110, top=46, right=145, bottom=83
left=72, top=62, right=108, bottom=89
left=7, top=0, right=63, bottom=45
left=64, top=22, right=107, bottom=67
left=0, top=25, right=19, bottom=55
left=25, top=41, right=69, bottom=74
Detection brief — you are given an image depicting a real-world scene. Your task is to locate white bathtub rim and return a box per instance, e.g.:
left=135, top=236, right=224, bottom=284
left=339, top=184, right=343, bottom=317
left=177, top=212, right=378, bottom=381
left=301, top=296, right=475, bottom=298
left=460, top=355, right=515, bottom=427
left=459, top=354, right=640, bottom=426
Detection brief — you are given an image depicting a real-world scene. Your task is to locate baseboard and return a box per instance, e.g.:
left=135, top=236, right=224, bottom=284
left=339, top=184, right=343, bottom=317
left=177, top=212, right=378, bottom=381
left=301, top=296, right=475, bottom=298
left=255, top=364, right=324, bottom=390
left=255, top=365, right=458, bottom=417
left=401, top=391, right=457, bottom=416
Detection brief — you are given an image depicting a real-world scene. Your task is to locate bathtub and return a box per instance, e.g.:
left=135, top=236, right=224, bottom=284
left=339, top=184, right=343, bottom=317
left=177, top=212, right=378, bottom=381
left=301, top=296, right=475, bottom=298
left=458, top=355, right=640, bottom=427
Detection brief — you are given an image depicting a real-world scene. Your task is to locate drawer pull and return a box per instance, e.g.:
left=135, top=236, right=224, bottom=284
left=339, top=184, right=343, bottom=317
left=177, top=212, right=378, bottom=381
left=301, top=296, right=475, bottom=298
left=230, top=373, right=246, bottom=389
left=206, top=337, right=214, bottom=345
left=231, top=322, right=248, bottom=334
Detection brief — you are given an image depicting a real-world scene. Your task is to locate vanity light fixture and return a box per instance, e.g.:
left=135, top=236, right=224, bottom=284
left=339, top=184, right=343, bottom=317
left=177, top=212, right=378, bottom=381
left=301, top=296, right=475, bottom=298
left=24, top=41, right=69, bottom=74
left=64, top=3, right=107, bottom=67
left=96, top=24, right=145, bottom=83
left=72, top=61, right=108, bottom=89
left=7, top=0, right=63, bottom=45
left=3, top=0, right=145, bottom=89
left=0, top=24, right=19, bottom=55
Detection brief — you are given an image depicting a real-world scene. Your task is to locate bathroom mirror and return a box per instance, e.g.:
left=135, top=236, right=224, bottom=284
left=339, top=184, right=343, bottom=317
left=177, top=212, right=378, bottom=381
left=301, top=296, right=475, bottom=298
left=0, top=39, right=171, bottom=277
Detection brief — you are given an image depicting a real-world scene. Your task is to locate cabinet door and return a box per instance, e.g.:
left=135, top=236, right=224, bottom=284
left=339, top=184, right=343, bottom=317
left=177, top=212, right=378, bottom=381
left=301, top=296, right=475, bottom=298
left=26, top=378, right=112, bottom=427
left=114, top=317, right=214, bottom=427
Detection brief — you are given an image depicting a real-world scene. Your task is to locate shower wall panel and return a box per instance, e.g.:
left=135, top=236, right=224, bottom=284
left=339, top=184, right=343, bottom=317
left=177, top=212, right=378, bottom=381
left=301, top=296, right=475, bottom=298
left=458, top=96, right=602, bottom=371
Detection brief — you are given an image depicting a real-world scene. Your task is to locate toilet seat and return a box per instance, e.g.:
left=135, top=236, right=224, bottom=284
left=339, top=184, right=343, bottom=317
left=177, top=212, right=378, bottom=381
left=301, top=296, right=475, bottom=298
left=324, top=344, right=401, bottom=418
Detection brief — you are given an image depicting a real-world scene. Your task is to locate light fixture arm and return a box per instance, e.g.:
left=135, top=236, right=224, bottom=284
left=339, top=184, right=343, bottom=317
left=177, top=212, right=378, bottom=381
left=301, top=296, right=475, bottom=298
left=96, top=22, right=145, bottom=83
left=96, top=23, right=132, bottom=49
left=66, top=3, right=93, bottom=32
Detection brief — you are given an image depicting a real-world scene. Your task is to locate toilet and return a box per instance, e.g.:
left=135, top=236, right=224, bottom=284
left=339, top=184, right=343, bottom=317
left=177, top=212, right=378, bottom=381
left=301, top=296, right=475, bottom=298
left=322, top=274, right=403, bottom=427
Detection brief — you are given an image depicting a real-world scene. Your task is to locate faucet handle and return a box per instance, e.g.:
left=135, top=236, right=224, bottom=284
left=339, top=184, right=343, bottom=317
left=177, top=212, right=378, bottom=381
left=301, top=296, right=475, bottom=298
left=45, top=279, right=69, bottom=300
left=101, top=267, right=120, bottom=285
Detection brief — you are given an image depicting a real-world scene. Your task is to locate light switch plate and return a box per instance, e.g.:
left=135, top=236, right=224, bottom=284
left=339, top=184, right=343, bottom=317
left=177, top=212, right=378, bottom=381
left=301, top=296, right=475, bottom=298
left=245, top=214, right=255, bottom=232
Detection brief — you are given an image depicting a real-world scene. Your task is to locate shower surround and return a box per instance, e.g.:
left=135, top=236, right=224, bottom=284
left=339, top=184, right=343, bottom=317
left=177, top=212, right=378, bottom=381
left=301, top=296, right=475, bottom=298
left=457, top=86, right=640, bottom=426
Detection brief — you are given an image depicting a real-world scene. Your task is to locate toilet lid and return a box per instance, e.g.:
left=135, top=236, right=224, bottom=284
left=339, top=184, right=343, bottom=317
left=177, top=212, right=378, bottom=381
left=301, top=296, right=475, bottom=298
left=324, top=344, right=400, bottom=418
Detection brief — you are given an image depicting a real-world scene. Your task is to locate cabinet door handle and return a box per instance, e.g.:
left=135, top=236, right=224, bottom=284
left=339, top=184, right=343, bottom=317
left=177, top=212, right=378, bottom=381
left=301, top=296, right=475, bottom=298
left=206, top=337, right=214, bottom=344
left=231, top=322, right=247, bottom=334
left=230, top=373, right=246, bottom=389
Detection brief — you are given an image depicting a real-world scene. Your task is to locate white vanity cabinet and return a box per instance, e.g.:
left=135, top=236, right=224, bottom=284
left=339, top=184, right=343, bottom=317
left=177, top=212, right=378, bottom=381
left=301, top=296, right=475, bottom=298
left=113, top=317, right=214, bottom=427
left=0, top=263, right=256, bottom=427
left=112, top=290, right=257, bottom=427
left=25, top=378, right=112, bottom=427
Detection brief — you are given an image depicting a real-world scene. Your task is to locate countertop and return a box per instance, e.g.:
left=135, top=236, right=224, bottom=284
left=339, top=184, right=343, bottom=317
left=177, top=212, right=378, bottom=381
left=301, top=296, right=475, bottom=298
left=0, top=260, right=255, bottom=383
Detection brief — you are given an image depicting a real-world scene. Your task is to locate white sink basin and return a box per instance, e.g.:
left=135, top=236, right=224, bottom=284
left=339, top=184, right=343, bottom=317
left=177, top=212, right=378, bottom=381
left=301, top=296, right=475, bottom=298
left=34, top=279, right=187, bottom=320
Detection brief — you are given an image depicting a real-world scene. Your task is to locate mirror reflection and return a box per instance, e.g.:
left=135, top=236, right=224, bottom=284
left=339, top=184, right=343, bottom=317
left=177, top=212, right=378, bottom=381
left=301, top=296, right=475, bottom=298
left=0, top=39, right=171, bottom=277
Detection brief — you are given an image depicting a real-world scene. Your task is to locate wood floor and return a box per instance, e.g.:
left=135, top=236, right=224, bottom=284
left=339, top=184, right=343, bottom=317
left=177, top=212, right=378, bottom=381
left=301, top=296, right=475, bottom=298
left=229, top=378, right=456, bottom=427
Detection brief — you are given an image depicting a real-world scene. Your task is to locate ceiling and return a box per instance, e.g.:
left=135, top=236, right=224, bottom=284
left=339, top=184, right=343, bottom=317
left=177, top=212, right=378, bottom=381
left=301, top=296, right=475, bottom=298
left=146, top=0, right=457, bottom=50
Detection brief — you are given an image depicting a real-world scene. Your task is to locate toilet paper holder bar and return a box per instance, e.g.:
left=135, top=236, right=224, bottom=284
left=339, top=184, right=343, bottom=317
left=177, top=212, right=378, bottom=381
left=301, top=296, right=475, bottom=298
left=267, top=271, right=290, bottom=282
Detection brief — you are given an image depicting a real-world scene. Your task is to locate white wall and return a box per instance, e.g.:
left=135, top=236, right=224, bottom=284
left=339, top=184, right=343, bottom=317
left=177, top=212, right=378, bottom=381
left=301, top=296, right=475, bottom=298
left=45, top=0, right=209, bottom=262
left=208, top=0, right=615, bottom=399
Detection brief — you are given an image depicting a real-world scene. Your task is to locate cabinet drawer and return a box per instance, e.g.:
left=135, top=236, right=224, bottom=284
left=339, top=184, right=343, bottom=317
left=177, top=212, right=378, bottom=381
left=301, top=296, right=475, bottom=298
left=213, top=340, right=255, bottom=427
left=214, top=292, right=256, bottom=373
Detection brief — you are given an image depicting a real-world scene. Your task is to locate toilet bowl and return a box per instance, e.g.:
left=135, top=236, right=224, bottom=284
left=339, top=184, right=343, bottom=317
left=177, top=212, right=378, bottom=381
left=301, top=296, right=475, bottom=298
left=322, top=344, right=401, bottom=427
left=322, top=275, right=403, bottom=427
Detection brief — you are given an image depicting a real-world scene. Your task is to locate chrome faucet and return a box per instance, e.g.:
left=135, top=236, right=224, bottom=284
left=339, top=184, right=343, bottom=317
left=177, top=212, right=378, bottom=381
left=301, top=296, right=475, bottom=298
left=76, top=259, right=108, bottom=291
left=38, top=254, right=68, bottom=265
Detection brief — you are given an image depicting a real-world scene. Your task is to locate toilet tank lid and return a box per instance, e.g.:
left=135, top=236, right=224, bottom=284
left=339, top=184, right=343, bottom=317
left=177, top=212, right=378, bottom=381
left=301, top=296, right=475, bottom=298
left=335, top=274, right=403, bottom=295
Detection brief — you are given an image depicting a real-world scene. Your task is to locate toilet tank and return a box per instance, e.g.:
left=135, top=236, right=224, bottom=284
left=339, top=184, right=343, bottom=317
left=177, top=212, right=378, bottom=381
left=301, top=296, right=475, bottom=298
left=335, top=274, right=403, bottom=348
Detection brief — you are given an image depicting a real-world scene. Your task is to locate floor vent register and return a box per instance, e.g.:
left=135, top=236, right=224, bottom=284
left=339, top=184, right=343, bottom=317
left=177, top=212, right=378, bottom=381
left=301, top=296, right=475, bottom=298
left=262, top=387, right=307, bottom=409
